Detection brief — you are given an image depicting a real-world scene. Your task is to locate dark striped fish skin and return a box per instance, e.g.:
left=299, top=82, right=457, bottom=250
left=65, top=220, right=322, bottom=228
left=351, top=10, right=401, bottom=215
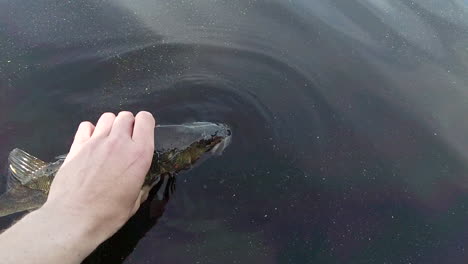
left=0, top=122, right=232, bottom=217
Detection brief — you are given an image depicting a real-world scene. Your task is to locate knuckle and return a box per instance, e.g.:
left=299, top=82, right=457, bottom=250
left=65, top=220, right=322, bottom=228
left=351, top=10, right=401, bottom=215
left=106, top=135, right=124, bottom=148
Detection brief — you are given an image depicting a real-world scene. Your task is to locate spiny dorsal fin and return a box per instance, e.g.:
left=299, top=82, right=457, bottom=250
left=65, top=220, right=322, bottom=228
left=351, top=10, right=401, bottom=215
left=55, top=154, right=67, bottom=160
left=8, top=148, right=47, bottom=185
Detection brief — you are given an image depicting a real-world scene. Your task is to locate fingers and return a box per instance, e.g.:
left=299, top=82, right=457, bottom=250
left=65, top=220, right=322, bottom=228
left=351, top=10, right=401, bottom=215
left=69, top=121, right=95, bottom=155
left=92, top=113, right=116, bottom=138
left=73, top=121, right=95, bottom=145
left=132, top=111, right=155, bottom=146
left=110, top=111, right=135, bottom=138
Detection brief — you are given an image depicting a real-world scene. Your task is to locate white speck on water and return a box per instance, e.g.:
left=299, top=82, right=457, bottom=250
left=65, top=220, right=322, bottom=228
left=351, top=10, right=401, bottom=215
left=264, top=214, right=268, bottom=218
left=7, top=60, right=11, bottom=63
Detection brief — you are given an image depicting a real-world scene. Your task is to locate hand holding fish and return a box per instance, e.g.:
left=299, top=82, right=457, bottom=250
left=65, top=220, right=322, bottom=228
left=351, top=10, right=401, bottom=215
left=45, top=111, right=156, bottom=239
left=0, top=110, right=232, bottom=264
left=0, top=111, right=156, bottom=264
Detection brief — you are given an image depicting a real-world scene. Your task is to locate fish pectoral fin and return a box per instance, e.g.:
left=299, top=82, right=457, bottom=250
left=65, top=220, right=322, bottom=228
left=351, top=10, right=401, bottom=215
left=8, top=148, right=47, bottom=185
left=155, top=173, right=176, bottom=201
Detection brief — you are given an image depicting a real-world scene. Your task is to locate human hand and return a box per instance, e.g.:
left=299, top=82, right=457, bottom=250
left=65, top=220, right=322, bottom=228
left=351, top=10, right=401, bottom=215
left=0, top=111, right=156, bottom=264
left=43, top=111, right=155, bottom=246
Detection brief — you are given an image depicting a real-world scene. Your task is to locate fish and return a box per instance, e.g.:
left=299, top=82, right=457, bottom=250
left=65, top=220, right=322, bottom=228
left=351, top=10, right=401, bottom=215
left=0, top=122, right=232, bottom=217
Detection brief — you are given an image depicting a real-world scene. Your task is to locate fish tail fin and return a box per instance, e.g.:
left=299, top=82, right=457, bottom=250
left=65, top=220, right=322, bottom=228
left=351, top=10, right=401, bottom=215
left=8, top=148, right=47, bottom=185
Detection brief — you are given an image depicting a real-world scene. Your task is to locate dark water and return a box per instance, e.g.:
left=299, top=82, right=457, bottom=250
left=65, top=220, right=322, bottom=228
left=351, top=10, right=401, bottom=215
left=1, top=0, right=468, bottom=263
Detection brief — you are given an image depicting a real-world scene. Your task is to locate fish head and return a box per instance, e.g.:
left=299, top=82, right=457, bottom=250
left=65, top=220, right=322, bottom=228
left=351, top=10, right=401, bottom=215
left=152, top=122, right=232, bottom=176
left=156, top=122, right=232, bottom=153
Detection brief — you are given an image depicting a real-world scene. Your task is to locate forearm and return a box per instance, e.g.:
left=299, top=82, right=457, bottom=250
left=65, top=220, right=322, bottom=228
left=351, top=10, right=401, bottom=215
left=0, top=206, right=102, bottom=264
left=0, top=111, right=155, bottom=263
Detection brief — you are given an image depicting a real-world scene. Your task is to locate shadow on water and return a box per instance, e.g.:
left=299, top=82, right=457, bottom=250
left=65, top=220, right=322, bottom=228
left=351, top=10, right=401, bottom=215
left=84, top=174, right=175, bottom=264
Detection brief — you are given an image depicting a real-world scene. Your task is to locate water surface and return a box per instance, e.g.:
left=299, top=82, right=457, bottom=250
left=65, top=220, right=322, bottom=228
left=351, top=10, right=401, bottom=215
left=1, top=0, right=468, bottom=263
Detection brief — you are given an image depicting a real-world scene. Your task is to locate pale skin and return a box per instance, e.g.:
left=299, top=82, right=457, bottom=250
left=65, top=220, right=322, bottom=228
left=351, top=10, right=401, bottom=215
left=0, top=111, right=156, bottom=264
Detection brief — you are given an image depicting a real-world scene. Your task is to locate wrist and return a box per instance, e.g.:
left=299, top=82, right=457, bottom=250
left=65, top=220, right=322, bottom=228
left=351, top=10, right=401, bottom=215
left=30, top=205, right=105, bottom=259
left=0, top=205, right=105, bottom=264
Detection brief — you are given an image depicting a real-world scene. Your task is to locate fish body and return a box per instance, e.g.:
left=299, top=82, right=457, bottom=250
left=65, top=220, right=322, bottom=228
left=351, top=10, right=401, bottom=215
left=0, top=122, right=231, bottom=217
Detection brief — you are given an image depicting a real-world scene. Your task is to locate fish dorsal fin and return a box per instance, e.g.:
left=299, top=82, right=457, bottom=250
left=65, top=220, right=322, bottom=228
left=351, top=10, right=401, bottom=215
left=8, top=148, right=47, bottom=185
left=55, top=154, right=67, bottom=160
